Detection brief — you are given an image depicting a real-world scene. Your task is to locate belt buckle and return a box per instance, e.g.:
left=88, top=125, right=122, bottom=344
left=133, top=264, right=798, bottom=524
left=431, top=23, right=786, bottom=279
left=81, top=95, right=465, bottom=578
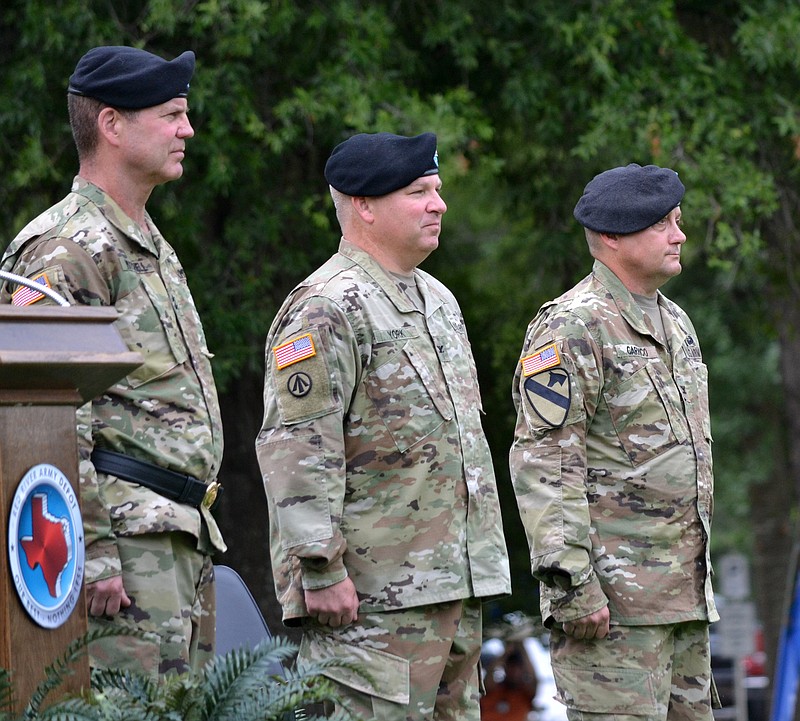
left=202, top=481, right=221, bottom=510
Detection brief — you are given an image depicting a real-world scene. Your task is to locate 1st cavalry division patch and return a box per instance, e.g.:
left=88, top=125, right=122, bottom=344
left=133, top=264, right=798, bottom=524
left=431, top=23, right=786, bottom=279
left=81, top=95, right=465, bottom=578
left=523, top=369, right=571, bottom=428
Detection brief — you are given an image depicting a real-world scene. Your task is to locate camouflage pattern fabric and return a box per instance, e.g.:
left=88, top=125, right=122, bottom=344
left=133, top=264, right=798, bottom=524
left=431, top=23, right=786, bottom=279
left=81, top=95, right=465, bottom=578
left=0, top=177, right=224, bottom=672
left=256, top=239, right=510, bottom=622
left=88, top=532, right=215, bottom=681
left=509, top=260, right=717, bottom=628
left=549, top=621, right=715, bottom=720
left=298, top=599, right=483, bottom=721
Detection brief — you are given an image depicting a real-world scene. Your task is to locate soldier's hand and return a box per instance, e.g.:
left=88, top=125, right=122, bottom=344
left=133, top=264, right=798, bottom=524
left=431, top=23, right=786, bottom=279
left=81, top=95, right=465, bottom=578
left=86, top=575, right=132, bottom=617
left=305, top=577, right=360, bottom=628
left=563, top=605, right=610, bottom=640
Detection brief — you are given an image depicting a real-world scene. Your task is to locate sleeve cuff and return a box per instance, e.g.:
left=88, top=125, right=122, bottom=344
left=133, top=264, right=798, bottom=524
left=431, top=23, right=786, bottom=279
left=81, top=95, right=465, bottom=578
left=300, top=557, right=348, bottom=590
left=84, top=540, right=122, bottom=584
left=548, top=576, right=608, bottom=624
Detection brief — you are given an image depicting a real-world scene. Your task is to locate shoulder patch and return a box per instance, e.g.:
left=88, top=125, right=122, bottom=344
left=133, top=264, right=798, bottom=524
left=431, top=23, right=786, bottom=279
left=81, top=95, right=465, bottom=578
left=520, top=342, right=560, bottom=377
left=273, top=333, right=316, bottom=370
left=11, top=272, right=51, bottom=307
left=271, top=328, right=338, bottom=424
left=523, top=369, right=571, bottom=428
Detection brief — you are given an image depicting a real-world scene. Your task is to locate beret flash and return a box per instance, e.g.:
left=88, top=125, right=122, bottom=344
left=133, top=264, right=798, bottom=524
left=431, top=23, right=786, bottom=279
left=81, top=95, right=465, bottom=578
left=573, top=163, right=685, bottom=235
left=68, top=46, right=195, bottom=109
left=325, top=132, right=439, bottom=197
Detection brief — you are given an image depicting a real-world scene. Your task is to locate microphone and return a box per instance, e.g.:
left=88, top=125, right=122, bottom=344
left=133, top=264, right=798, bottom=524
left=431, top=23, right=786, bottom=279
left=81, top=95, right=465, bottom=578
left=0, top=269, right=70, bottom=307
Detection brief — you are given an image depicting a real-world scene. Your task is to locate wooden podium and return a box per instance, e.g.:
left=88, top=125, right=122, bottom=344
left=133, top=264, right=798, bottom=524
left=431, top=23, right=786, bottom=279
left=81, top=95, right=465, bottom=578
left=0, top=306, right=141, bottom=712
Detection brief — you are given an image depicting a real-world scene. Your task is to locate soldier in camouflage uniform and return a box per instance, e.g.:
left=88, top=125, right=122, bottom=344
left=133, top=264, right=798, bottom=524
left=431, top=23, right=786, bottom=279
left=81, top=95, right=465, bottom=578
left=256, top=132, right=511, bottom=720
left=509, top=164, right=718, bottom=721
left=0, top=46, right=224, bottom=680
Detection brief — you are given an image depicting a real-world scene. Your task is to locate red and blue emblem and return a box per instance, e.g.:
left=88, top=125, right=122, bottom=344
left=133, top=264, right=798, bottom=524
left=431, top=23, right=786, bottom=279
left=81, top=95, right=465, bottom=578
left=7, top=464, right=85, bottom=629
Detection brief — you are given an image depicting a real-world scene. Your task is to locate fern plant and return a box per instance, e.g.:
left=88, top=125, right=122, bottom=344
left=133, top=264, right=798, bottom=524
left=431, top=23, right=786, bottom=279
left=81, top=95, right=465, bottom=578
left=0, top=630, right=358, bottom=721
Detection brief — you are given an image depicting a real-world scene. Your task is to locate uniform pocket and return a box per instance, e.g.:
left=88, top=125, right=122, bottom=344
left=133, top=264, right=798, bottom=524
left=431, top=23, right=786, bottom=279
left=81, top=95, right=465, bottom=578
left=551, top=660, right=657, bottom=715
left=256, top=434, right=334, bottom=549
left=364, top=339, right=452, bottom=453
left=604, top=363, right=683, bottom=466
left=299, top=633, right=409, bottom=704
left=114, top=271, right=183, bottom=389
left=89, top=618, right=161, bottom=684
left=509, top=445, right=563, bottom=557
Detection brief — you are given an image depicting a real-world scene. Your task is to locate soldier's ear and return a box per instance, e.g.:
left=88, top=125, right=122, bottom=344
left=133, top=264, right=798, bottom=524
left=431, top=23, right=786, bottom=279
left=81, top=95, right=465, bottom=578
left=351, top=195, right=375, bottom=224
left=97, top=107, right=124, bottom=147
left=598, top=232, right=619, bottom=250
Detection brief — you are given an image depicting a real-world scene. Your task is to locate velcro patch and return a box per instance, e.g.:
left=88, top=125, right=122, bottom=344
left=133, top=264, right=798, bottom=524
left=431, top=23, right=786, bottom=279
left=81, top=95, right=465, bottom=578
left=682, top=335, right=702, bottom=361
left=272, top=329, right=338, bottom=424
left=524, top=369, right=571, bottom=428
left=273, top=333, right=316, bottom=370
left=11, top=272, right=51, bottom=307
left=520, top=342, right=560, bottom=377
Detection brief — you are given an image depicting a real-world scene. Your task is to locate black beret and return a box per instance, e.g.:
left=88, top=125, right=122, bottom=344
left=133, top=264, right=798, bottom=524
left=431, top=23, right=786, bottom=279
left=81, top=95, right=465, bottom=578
left=68, top=46, right=195, bottom=109
left=325, top=132, right=439, bottom=196
left=573, top=163, right=685, bottom=234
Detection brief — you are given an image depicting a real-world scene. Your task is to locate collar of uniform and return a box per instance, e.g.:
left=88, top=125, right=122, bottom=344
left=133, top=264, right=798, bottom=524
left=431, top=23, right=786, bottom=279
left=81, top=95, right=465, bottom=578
left=74, top=176, right=161, bottom=257
left=591, top=259, right=659, bottom=338
left=337, top=238, right=428, bottom=315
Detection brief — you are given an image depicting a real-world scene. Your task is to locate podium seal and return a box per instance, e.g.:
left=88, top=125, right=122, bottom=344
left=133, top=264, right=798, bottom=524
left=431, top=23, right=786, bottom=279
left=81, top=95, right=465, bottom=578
left=8, top=464, right=85, bottom=629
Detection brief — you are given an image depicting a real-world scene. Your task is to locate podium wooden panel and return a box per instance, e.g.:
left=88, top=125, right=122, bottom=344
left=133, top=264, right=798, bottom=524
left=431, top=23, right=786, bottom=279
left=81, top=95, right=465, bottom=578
left=0, top=306, right=141, bottom=712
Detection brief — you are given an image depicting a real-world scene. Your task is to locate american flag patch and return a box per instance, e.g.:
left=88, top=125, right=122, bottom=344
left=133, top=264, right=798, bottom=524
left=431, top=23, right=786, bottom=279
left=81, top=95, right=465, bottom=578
left=273, top=333, right=316, bottom=370
left=521, top=342, right=560, bottom=377
left=11, top=272, right=51, bottom=307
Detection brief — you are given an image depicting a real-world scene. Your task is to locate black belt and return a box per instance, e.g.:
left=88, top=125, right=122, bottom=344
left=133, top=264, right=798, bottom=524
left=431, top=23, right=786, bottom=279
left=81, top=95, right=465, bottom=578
left=91, top=449, right=222, bottom=510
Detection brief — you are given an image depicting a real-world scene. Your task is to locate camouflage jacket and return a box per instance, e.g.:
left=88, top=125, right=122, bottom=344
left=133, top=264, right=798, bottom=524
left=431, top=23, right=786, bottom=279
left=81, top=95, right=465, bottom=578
left=0, top=177, right=225, bottom=583
left=510, top=260, right=717, bottom=627
left=256, top=239, right=511, bottom=623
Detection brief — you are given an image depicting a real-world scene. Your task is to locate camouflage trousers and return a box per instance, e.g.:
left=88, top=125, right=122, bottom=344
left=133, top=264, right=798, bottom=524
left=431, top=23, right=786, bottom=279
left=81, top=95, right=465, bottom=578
left=298, top=598, right=483, bottom=721
left=549, top=621, right=715, bottom=721
left=88, top=531, right=215, bottom=681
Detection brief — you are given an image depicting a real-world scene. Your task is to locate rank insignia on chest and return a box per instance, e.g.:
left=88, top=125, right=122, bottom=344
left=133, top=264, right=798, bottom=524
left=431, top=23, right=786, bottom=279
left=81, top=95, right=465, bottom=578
left=520, top=342, right=560, bottom=377
left=524, top=369, right=571, bottom=428
left=682, top=335, right=702, bottom=361
left=273, top=333, right=316, bottom=370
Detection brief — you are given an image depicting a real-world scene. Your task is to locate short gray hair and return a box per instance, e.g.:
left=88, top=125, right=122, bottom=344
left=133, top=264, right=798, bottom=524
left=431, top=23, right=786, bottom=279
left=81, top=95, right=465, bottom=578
left=584, top=228, right=602, bottom=257
left=329, top=186, right=353, bottom=228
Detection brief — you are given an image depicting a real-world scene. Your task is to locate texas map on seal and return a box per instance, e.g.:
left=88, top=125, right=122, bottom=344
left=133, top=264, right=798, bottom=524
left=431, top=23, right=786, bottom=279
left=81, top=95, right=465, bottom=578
left=20, top=493, right=72, bottom=598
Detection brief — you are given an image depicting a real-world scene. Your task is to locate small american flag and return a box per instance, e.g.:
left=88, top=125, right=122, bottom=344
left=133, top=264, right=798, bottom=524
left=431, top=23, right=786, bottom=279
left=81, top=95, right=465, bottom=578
left=521, top=342, right=560, bottom=377
left=273, top=333, right=316, bottom=370
left=11, top=273, right=50, bottom=307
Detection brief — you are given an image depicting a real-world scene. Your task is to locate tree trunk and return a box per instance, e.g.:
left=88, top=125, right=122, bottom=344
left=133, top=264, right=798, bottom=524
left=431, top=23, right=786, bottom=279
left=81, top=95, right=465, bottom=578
left=756, top=180, right=800, bottom=701
left=753, top=285, right=800, bottom=711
